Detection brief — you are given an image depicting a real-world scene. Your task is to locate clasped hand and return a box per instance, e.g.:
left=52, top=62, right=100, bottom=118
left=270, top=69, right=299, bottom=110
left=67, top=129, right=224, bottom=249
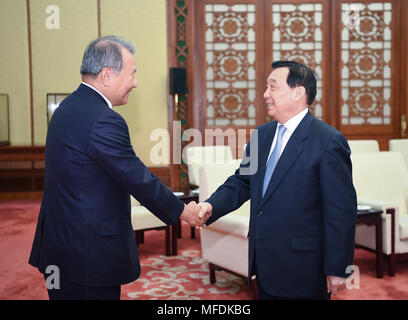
left=180, top=201, right=213, bottom=229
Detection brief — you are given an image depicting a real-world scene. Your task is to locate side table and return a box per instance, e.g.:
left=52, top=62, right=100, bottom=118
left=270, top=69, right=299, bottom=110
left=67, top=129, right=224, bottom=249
left=356, top=208, right=383, bottom=278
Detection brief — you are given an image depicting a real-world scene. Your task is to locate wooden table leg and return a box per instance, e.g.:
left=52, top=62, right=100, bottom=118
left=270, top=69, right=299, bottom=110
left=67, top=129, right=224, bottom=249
left=177, top=219, right=182, bottom=238
left=165, top=227, right=170, bottom=256
left=171, top=223, right=178, bottom=256
left=375, top=218, right=383, bottom=278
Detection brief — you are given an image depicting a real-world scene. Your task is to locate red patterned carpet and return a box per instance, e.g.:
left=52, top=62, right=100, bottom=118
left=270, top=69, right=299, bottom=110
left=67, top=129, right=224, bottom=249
left=1, top=199, right=408, bottom=300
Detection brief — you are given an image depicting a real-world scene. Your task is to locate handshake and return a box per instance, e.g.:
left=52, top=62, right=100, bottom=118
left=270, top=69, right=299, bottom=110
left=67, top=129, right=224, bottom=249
left=179, top=201, right=213, bottom=229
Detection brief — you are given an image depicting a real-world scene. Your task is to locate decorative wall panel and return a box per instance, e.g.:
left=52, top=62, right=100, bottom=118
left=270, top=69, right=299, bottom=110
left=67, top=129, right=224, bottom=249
left=340, top=2, right=392, bottom=125
left=174, top=0, right=190, bottom=188
left=271, top=3, right=324, bottom=119
left=205, top=4, right=256, bottom=126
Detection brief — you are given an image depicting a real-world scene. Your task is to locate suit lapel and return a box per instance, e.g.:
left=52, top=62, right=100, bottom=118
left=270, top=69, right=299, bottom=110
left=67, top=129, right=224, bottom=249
left=259, top=112, right=314, bottom=208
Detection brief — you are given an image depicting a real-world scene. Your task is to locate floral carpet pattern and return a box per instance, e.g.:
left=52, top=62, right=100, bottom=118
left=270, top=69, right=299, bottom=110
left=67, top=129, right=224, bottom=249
left=125, top=250, right=249, bottom=300
left=1, top=199, right=408, bottom=300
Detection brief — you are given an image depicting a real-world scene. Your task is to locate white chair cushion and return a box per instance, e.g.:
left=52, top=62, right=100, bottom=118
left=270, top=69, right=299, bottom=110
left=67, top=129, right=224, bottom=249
left=348, top=140, right=380, bottom=154
left=131, top=205, right=166, bottom=230
left=199, top=160, right=242, bottom=202
left=400, top=215, right=408, bottom=241
left=389, top=139, right=408, bottom=172
left=352, top=152, right=408, bottom=220
left=185, top=146, right=234, bottom=186
left=208, top=213, right=249, bottom=238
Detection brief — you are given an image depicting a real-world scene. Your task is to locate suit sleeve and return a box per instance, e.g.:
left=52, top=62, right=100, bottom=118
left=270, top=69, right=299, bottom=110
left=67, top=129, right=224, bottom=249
left=87, top=111, right=184, bottom=225
left=320, top=133, right=357, bottom=278
left=205, top=142, right=252, bottom=224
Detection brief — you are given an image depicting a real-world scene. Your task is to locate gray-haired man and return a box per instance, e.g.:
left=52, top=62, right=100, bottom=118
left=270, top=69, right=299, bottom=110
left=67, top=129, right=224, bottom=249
left=29, top=35, right=208, bottom=300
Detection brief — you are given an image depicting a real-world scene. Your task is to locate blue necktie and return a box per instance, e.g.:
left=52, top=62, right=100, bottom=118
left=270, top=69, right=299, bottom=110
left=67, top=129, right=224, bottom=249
left=262, top=125, right=287, bottom=197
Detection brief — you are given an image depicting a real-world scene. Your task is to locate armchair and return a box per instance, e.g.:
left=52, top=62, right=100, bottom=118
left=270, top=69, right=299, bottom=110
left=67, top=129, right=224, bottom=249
left=351, top=152, right=408, bottom=275
left=130, top=197, right=172, bottom=256
left=198, top=161, right=253, bottom=288
left=389, top=139, right=408, bottom=171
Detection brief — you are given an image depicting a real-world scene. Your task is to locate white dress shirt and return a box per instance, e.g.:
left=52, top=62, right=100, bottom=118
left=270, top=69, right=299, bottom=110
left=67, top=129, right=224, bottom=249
left=266, top=108, right=309, bottom=162
left=81, top=81, right=113, bottom=109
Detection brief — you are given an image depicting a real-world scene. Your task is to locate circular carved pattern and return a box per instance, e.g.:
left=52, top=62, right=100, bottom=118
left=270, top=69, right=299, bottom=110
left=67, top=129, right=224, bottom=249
left=358, top=94, right=374, bottom=110
left=279, top=11, right=316, bottom=42
left=358, top=56, right=374, bottom=72
left=349, top=8, right=384, bottom=42
left=289, top=18, right=307, bottom=36
left=213, top=50, right=248, bottom=81
left=223, top=57, right=238, bottom=73
left=348, top=88, right=384, bottom=118
left=212, top=11, right=249, bottom=43
left=214, top=89, right=248, bottom=119
left=359, top=17, right=375, bottom=35
left=223, top=96, right=239, bottom=112
left=222, top=19, right=238, bottom=35
left=347, top=49, right=382, bottom=80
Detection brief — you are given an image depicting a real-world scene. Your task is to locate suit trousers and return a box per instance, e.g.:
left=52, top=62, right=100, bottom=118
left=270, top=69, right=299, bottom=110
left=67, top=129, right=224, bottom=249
left=254, top=253, right=331, bottom=300
left=44, top=275, right=121, bottom=300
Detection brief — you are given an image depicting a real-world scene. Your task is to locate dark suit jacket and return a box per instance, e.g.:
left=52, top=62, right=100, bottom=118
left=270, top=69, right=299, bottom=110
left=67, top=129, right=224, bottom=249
left=29, top=84, right=184, bottom=287
left=206, top=111, right=357, bottom=297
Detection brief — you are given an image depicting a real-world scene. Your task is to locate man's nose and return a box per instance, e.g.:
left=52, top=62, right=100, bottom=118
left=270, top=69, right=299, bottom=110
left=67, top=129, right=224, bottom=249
left=263, top=88, right=269, bottom=99
left=133, top=79, right=138, bottom=88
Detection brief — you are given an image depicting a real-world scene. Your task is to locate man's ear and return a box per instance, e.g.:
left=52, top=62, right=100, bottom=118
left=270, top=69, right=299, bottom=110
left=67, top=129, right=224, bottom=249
left=294, top=86, right=306, bottom=102
left=99, top=67, right=112, bottom=87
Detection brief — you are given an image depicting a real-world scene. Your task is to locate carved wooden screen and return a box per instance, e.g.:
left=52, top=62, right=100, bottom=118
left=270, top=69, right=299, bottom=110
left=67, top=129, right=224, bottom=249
left=267, top=0, right=329, bottom=121
left=336, top=0, right=401, bottom=147
left=192, top=0, right=265, bottom=158
left=205, top=3, right=257, bottom=127
left=183, top=0, right=405, bottom=163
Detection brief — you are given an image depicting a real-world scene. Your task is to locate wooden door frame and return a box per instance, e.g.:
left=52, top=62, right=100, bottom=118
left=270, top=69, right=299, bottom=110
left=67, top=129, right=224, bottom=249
left=402, top=0, right=408, bottom=138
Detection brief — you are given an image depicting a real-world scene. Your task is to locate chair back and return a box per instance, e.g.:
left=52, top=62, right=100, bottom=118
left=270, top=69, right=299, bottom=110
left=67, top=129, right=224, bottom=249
left=389, top=139, right=408, bottom=172
left=348, top=139, right=380, bottom=154
left=199, top=161, right=249, bottom=217
left=351, top=152, right=408, bottom=216
left=185, top=145, right=234, bottom=186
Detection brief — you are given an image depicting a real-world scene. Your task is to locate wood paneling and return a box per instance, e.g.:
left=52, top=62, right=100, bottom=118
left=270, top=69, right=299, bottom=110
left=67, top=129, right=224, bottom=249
left=174, top=0, right=408, bottom=155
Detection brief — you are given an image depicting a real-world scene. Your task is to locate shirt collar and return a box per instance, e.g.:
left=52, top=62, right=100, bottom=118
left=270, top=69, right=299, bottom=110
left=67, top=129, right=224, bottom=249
left=81, top=81, right=113, bottom=109
left=279, top=108, right=309, bottom=133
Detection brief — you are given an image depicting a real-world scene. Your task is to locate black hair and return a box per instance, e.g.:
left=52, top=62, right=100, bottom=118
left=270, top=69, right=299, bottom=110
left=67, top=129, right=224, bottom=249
left=271, top=60, right=317, bottom=106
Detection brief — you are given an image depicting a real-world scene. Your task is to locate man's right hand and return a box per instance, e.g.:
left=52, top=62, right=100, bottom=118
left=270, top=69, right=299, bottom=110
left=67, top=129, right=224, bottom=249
left=180, top=201, right=211, bottom=228
left=198, top=202, right=213, bottom=227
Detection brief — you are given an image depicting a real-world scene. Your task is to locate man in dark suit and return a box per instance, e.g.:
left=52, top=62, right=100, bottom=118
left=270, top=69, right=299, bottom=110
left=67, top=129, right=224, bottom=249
left=199, top=61, right=357, bottom=299
left=29, top=35, right=207, bottom=300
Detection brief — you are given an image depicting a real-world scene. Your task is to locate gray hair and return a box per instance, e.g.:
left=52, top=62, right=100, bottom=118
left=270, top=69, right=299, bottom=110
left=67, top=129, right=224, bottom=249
left=80, top=35, right=135, bottom=77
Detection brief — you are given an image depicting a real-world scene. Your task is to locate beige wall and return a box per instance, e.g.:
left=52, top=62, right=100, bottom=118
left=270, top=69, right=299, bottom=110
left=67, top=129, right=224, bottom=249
left=30, top=0, right=99, bottom=145
left=0, top=0, right=31, bottom=145
left=0, top=0, right=169, bottom=166
left=101, top=0, right=169, bottom=165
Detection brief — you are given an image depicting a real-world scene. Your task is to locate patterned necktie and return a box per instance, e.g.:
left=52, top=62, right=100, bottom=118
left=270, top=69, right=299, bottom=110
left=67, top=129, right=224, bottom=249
left=262, top=125, right=287, bottom=197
